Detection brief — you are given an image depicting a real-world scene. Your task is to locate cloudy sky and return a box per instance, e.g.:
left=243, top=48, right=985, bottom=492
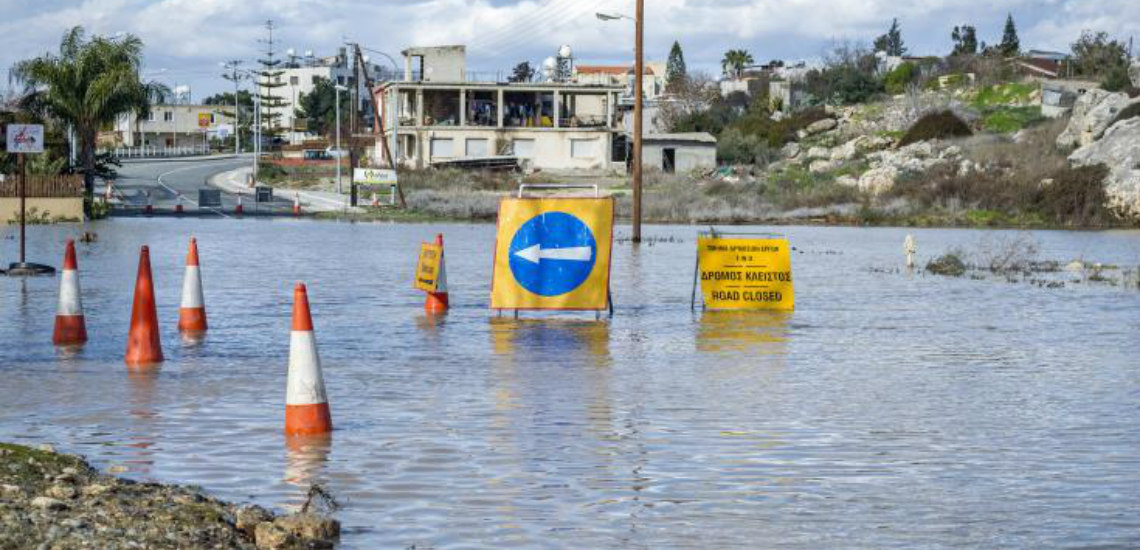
left=2, top=0, right=1137, bottom=98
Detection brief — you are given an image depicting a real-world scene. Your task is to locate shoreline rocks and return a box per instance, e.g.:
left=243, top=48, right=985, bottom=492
left=0, top=442, right=339, bottom=550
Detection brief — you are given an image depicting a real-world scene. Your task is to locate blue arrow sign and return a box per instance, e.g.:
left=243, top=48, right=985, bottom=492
left=508, top=212, right=597, bottom=296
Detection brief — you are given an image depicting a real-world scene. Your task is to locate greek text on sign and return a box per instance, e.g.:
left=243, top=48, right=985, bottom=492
left=491, top=197, right=613, bottom=310
left=6, top=124, right=44, bottom=153
left=353, top=168, right=398, bottom=185
left=698, top=235, right=794, bottom=310
left=414, top=243, right=443, bottom=292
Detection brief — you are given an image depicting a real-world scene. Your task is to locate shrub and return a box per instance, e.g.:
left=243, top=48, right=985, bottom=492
left=927, top=252, right=967, bottom=276
left=1034, top=164, right=1113, bottom=226
left=716, top=128, right=772, bottom=165
left=884, top=62, right=917, bottom=95
left=899, top=110, right=973, bottom=145
left=982, top=106, right=1044, bottom=133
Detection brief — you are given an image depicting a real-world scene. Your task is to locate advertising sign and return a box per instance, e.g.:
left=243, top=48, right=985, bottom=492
left=353, top=168, right=398, bottom=185
left=5, top=124, right=44, bottom=153
left=491, top=197, right=614, bottom=310
left=198, top=113, right=211, bottom=129
left=696, top=234, right=794, bottom=310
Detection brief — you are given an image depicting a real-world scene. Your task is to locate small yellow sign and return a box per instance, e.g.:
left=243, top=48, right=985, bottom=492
left=414, top=243, right=442, bottom=292
left=198, top=113, right=211, bottom=129
left=697, top=235, right=794, bottom=310
left=491, top=197, right=614, bottom=310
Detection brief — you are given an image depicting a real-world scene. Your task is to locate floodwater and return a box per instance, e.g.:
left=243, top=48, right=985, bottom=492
left=2, top=219, right=1138, bottom=550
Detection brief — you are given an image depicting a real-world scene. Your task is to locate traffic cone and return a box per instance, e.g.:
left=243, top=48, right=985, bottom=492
left=235, top=194, right=244, bottom=215
left=125, top=245, right=164, bottom=367
left=144, top=191, right=153, bottom=215
left=174, top=195, right=184, bottom=214
left=370, top=191, right=379, bottom=207
left=292, top=192, right=301, bottom=216
left=424, top=233, right=449, bottom=314
left=177, top=237, right=207, bottom=334
left=285, top=283, right=332, bottom=435
left=52, top=239, right=88, bottom=346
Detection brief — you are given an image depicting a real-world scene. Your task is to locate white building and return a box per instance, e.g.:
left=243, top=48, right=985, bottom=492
left=114, top=104, right=231, bottom=149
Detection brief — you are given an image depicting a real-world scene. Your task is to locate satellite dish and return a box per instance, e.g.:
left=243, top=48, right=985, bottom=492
left=543, top=57, right=557, bottom=71
left=363, top=55, right=371, bottom=63
left=558, top=44, right=572, bottom=58
left=286, top=48, right=296, bottom=56
left=304, top=50, right=314, bottom=57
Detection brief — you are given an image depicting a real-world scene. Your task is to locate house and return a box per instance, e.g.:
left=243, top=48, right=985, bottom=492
left=640, top=133, right=717, bottom=173
left=379, top=46, right=626, bottom=172
left=114, top=104, right=230, bottom=150
left=573, top=62, right=667, bottom=100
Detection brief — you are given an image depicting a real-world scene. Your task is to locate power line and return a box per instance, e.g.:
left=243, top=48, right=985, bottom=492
left=467, top=0, right=585, bottom=51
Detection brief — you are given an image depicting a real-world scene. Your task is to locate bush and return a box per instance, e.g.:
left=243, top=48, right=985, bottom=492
left=1035, top=164, right=1113, bottom=226
left=716, top=128, right=771, bottom=165
left=899, top=110, right=973, bottom=146
left=927, top=252, right=967, bottom=276
left=884, top=62, right=917, bottom=95
left=982, top=106, right=1044, bottom=133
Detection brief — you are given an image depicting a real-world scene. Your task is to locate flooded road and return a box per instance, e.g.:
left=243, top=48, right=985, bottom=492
left=2, top=219, right=1138, bottom=549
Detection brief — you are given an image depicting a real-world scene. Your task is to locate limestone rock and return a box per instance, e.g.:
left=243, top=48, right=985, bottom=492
left=835, top=175, right=858, bottom=187
left=809, top=160, right=837, bottom=173
left=254, top=521, right=295, bottom=550
left=31, top=496, right=67, bottom=511
left=1057, top=90, right=1139, bottom=148
left=236, top=505, right=274, bottom=535
left=46, top=484, right=77, bottom=500
left=804, top=118, right=838, bottom=136
left=1069, top=117, right=1140, bottom=219
left=780, top=141, right=800, bottom=159
left=805, top=146, right=830, bottom=160
left=858, top=166, right=898, bottom=194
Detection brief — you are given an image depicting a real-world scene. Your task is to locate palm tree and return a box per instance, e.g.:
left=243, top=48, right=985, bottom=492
left=721, top=49, right=755, bottom=79
left=11, top=26, right=162, bottom=203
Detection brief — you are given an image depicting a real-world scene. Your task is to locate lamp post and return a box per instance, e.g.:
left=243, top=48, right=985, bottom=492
left=597, top=5, right=643, bottom=243
left=335, top=84, right=348, bottom=196
left=220, top=60, right=244, bottom=154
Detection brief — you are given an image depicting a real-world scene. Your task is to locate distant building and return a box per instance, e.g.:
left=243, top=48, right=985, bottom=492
left=640, top=133, right=717, bottom=173
left=573, top=62, right=667, bottom=100
left=114, top=104, right=231, bottom=149
left=379, top=45, right=628, bottom=172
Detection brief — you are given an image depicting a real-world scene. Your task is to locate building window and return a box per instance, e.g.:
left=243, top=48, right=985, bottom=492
left=210, top=113, right=217, bottom=123
left=163, top=111, right=173, bottom=122
left=290, top=76, right=299, bottom=86
left=430, top=138, right=454, bottom=157
left=512, top=139, right=535, bottom=159
left=571, top=138, right=599, bottom=158
left=465, top=138, right=488, bottom=157
left=146, top=112, right=156, bottom=122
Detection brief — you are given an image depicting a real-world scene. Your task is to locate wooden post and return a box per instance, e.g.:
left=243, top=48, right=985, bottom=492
left=18, top=153, right=26, bottom=264
left=632, top=0, right=644, bottom=244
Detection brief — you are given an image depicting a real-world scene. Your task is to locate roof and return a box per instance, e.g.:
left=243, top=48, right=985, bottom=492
left=1026, top=49, right=1068, bottom=61
left=1016, top=58, right=1061, bottom=77
left=576, top=65, right=655, bottom=75
left=643, top=132, right=717, bottom=144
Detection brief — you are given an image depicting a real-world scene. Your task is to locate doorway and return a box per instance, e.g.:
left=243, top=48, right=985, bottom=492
left=663, top=147, right=676, bottom=173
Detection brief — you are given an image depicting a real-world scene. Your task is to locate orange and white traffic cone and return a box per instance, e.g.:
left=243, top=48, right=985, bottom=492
left=285, top=283, right=332, bottom=435
left=370, top=191, right=379, bottom=207
left=174, top=194, right=184, bottom=214
left=235, top=194, right=244, bottom=215
left=177, top=237, right=207, bottom=334
left=144, top=191, right=154, bottom=215
left=424, top=233, right=449, bottom=314
left=125, top=245, right=164, bottom=367
left=292, top=192, right=301, bottom=216
left=52, top=239, right=88, bottom=346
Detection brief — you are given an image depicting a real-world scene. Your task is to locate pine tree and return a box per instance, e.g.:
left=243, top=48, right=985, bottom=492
left=951, top=25, right=978, bottom=56
left=666, top=41, right=687, bottom=92
left=256, top=20, right=288, bottom=143
left=1000, top=13, right=1020, bottom=57
left=874, top=18, right=907, bottom=56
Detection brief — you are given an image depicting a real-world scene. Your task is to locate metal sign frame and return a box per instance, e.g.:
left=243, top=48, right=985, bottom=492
left=691, top=229, right=789, bottom=311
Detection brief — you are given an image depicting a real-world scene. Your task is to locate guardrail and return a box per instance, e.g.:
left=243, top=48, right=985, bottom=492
left=101, top=146, right=211, bottom=158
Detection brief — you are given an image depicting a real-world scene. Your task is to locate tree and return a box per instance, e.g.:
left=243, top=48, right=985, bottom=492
left=508, top=61, right=535, bottom=83
left=10, top=26, right=161, bottom=204
left=256, top=20, right=288, bottom=142
left=295, top=77, right=349, bottom=139
left=1070, top=30, right=1129, bottom=79
left=999, top=13, right=1020, bottom=57
left=666, top=41, right=688, bottom=92
left=721, top=49, right=754, bottom=78
left=951, top=25, right=978, bottom=56
left=874, top=18, right=907, bottom=56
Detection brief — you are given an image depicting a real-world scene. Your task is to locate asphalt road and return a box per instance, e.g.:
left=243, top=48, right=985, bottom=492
left=110, top=156, right=295, bottom=217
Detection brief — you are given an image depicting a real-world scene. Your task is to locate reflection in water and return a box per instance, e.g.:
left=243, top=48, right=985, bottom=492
left=124, top=368, right=161, bottom=474
left=283, top=434, right=332, bottom=512
left=696, top=310, right=791, bottom=354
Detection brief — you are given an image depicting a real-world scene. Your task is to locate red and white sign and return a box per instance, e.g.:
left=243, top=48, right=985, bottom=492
left=5, top=124, right=44, bottom=153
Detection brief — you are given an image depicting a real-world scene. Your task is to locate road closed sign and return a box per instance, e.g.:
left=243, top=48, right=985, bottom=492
left=414, top=242, right=443, bottom=292
left=697, top=234, right=794, bottom=310
left=491, top=197, right=614, bottom=310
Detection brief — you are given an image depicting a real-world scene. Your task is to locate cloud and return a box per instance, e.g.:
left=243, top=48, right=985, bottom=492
left=2, top=0, right=1137, bottom=97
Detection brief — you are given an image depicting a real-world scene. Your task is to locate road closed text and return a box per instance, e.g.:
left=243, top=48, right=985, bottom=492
left=696, top=235, right=795, bottom=311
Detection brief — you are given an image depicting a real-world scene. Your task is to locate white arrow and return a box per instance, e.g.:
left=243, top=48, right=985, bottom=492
left=514, top=244, right=592, bottom=264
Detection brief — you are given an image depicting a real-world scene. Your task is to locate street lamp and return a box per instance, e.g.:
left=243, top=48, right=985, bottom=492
left=598, top=1, right=644, bottom=243
left=334, top=84, right=348, bottom=196
left=220, top=60, right=245, bottom=155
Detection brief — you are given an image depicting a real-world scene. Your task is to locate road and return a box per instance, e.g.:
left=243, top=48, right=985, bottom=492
left=109, top=156, right=296, bottom=217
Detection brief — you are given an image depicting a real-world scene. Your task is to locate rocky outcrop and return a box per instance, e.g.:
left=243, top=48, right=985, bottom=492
left=857, top=166, right=899, bottom=195
left=1056, top=90, right=1140, bottom=149
left=1131, top=59, right=1140, bottom=88
left=1069, top=117, right=1140, bottom=218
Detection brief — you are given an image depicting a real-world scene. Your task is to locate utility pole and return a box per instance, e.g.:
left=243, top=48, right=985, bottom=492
left=221, top=60, right=244, bottom=154
left=632, top=0, right=644, bottom=243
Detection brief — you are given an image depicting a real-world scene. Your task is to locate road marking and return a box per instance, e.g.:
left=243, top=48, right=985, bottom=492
left=156, top=163, right=232, bottom=219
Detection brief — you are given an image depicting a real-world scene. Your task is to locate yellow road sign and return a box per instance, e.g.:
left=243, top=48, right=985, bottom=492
left=414, top=243, right=442, bottom=292
left=697, top=235, right=794, bottom=310
left=198, top=113, right=211, bottom=129
left=491, top=197, right=614, bottom=310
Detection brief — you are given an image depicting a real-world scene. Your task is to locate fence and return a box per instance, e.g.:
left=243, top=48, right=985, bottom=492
left=0, top=174, right=84, bottom=198
left=101, top=145, right=211, bottom=158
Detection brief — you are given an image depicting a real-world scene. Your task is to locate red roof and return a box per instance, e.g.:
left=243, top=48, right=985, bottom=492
left=1015, top=58, right=1060, bottom=77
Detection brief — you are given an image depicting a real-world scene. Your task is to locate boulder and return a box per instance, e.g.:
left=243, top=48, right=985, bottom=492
left=858, top=166, right=898, bottom=194
left=780, top=141, right=800, bottom=159
left=1131, top=59, right=1140, bottom=88
left=830, top=139, right=859, bottom=162
left=835, top=175, right=858, bottom=187
left=809, top=160, right=837, bottom=173
left=804, top=118, right=838, bottom=136
left=805, top=146, right=830, bottom=160
left=1069, top=117, right=1140, bottom=219
left=1057, top=90, right=1138, bottom=148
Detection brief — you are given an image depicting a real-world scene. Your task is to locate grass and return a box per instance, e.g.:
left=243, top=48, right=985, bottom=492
left=971, top=82, right=1038, bottom=108
left=982, top=106, right=1044, bottom=133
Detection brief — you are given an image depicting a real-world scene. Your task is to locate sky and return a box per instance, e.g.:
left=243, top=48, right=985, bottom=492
left=2, top=0, right=1137, bottom=99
